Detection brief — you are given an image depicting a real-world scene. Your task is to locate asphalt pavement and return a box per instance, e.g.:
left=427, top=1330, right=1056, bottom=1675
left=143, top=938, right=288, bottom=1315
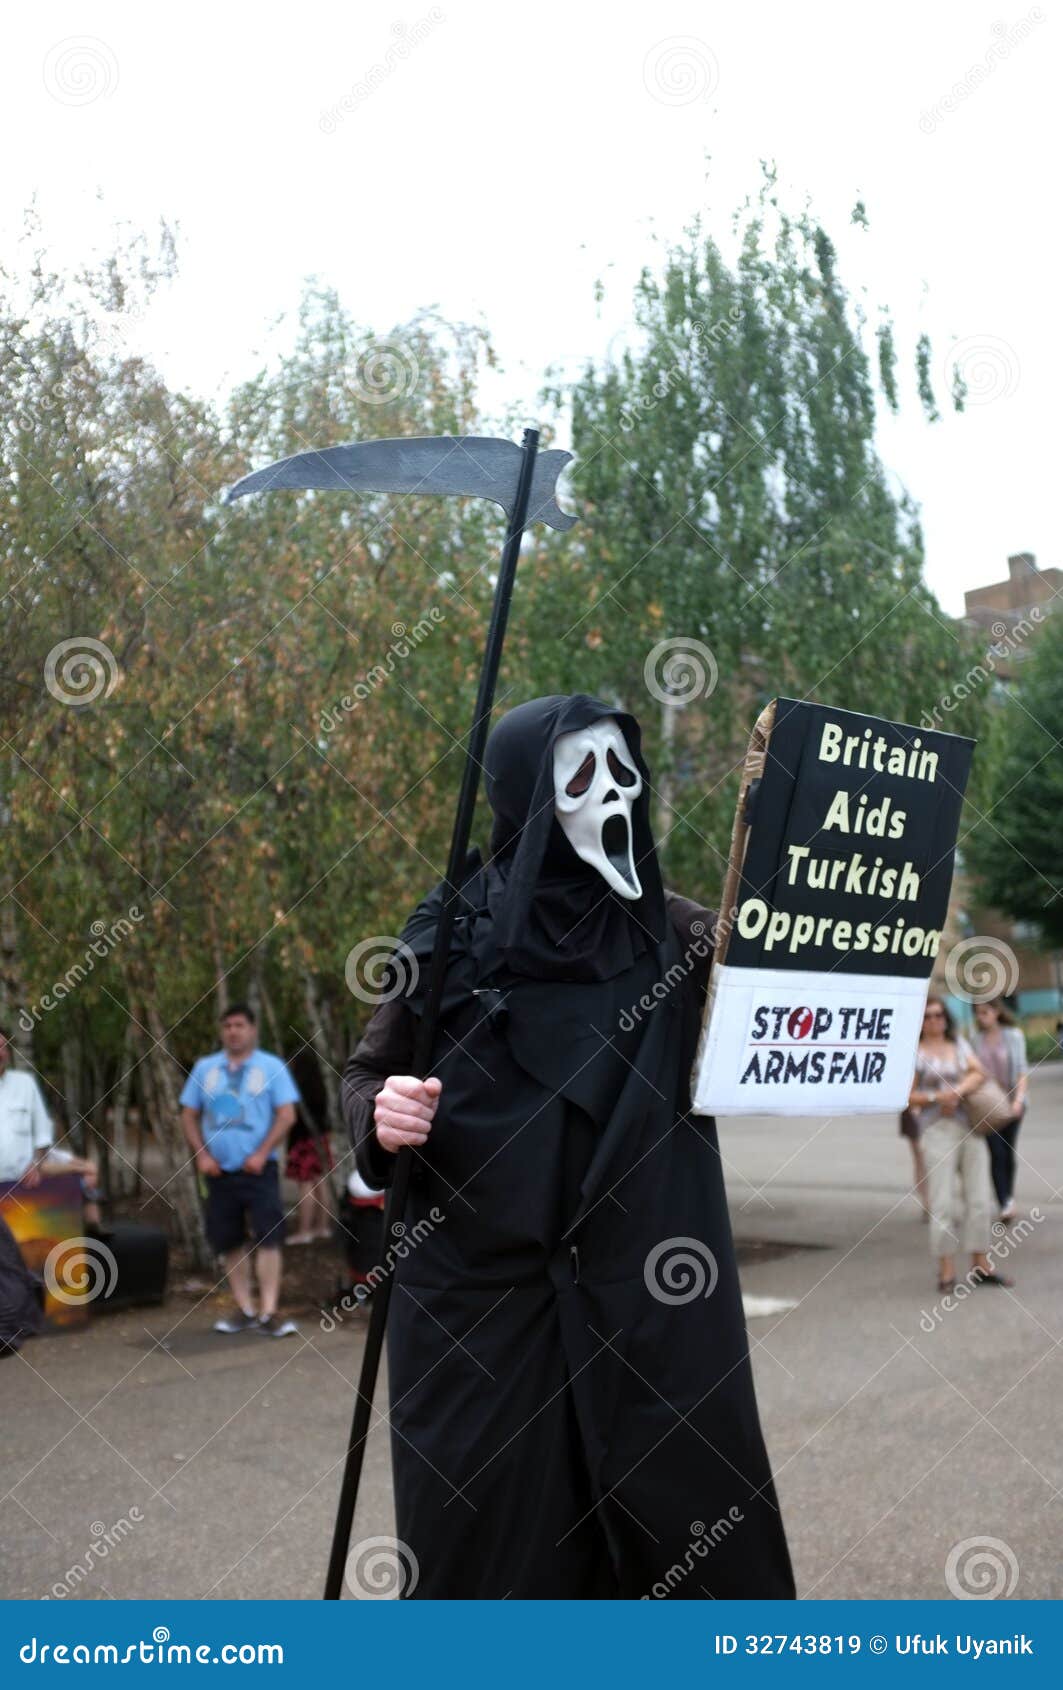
left=3, top=1067, right=1060, bottom=1600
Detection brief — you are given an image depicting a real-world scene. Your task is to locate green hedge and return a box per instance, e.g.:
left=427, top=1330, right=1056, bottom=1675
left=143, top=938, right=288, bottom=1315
left=1026, top=1031, right=1063, bottom=1065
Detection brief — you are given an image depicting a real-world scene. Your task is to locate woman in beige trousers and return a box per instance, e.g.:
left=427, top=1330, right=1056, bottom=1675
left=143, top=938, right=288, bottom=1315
left=908, top=997, right=1013, bottom=1294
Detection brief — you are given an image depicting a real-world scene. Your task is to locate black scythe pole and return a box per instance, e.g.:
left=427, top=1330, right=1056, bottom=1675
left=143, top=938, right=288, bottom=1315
left=322, top=427, right=541, bottom=1598
left=223, top=425, right=570, bottom=1596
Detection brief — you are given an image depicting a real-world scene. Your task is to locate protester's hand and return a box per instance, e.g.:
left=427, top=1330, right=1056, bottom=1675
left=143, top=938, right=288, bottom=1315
left=243, top=1150, right=268, bottom=1175
left=195, top=1148, right=222, bottom=1178
left=939, top=1087, right=960, bottom=1117
left=375, top=1075, right=442, bottom=1153
left=21, top=1163, right=42, bottom=1189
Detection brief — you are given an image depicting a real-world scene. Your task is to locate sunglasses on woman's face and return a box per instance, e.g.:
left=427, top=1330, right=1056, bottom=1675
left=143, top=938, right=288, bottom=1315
left=923, top=1010, right=945, bottom=1019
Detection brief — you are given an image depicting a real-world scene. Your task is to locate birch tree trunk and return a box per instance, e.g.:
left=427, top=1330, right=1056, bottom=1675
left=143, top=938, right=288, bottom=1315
left=0, top=898, right=32, bottom=1063
left=61, top=1035, right=83, bottom=1154
left=258, top=979, right=285, bottom=1059
left=141, top=1005, right=212, bottom=1268
left=656, top=694, right=678, bottom=855
left=106, top=1023, right=136, bottom=1198
left=206, top=904, right=228, bottom=1022
left=303, top=972, right=343, bottom=1132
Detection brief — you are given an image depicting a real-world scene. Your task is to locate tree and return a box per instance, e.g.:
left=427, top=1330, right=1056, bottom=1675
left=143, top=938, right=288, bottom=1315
left=528, top=176, right=984, bottom=904
left=1, top=189, right=991, bottom=1264
left=1, top=243, right=499, bottom=1260
left=964, top=613, right=1063, bottom=946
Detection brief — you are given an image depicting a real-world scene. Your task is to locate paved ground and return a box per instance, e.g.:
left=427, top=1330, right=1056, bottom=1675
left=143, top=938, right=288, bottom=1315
left=3, top=1067, right=1061, bottom=1601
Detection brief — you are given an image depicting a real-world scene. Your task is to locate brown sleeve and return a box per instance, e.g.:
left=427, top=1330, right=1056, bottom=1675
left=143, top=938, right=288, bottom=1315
left=341, top=997, right=418, bottom=1189
left=663, top=889, right=716, bottom=944
left=663, top=889, right=718, bottom=1001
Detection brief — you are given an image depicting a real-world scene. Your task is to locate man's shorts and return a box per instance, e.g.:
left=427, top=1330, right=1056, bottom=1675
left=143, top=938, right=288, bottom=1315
left=204, top=1163, right=286, bottom=1254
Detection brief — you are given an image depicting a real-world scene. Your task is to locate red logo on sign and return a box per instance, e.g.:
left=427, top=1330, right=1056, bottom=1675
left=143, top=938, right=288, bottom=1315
left=787, top=1006, right=814, bottom=1039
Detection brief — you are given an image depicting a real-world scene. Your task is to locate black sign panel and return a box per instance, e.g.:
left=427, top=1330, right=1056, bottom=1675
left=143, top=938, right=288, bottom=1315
left=727, top=699, right=975, bottom=979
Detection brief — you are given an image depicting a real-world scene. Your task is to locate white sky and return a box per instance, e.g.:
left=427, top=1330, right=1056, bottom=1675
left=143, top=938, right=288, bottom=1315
left=3, top=0, right=1059, bottom=613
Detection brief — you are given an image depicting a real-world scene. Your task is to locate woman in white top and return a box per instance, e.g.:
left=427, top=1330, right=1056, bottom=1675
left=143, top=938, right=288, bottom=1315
left=972, top=998, right=1028, bottom=1223
left=908, top=997, right=1011, bottom=1294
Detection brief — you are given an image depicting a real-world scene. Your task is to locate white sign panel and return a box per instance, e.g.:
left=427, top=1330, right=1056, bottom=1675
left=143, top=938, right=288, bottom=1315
left=690, top=698, right=974, bottom=1120
left=693, top=964, right=930, bottom=1116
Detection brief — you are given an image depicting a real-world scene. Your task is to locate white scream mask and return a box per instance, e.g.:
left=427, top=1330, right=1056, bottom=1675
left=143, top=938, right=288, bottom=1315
left=552, top=716, right=643, bottom=900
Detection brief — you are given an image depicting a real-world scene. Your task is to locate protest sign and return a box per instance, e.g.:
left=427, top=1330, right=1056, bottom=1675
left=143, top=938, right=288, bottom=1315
left=692, top=698, right=975, bottom=1116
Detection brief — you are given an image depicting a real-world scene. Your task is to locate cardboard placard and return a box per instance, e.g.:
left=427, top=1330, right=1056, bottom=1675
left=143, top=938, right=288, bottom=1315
left=692, top=698, right=975, bottom=1116
left=0, top=1172, right=91, bottom=1327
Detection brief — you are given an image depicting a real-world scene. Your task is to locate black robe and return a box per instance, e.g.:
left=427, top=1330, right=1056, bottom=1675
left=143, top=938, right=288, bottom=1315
left=342, top=696, right=795, bottom=1600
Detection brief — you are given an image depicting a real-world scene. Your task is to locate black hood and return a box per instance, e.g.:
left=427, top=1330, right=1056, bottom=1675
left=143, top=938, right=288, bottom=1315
left=483, top=693, right=667, bottom=981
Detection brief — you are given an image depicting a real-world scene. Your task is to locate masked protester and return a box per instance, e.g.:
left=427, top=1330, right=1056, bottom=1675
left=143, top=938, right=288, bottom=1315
left=342, top=694, right=795, bottom=1600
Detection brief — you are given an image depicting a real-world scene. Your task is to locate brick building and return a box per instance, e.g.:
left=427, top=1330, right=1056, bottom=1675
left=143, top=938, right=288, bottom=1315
left=963, top=550, right=1063, bottom=643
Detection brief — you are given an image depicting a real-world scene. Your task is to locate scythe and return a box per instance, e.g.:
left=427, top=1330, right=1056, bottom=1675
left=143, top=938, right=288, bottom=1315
left=224, top=428, right=575, bottom=1597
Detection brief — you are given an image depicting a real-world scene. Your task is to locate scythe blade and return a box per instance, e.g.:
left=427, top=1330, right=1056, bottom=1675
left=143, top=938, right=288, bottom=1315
left=223, top=434, right=575, bottom=531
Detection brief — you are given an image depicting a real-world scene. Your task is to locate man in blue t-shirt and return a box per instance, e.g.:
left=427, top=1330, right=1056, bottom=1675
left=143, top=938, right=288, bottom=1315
left=180, top=1003, right=300, bottom=1336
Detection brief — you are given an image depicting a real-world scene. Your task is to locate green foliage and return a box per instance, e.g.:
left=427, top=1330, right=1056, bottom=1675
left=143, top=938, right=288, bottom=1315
left=1025, top=1031, right=1062, bottom=1064
left=964, top=612, right=1063, bottom=946
left=0, top=246, right=497, bottom=1234
left=529, top=185, right=977, bottom=901
left=0, top=186, right=988, bottom=1210
left=877, top=320, right=899, bottom=413
left=915, top=332, right=939, bottom=422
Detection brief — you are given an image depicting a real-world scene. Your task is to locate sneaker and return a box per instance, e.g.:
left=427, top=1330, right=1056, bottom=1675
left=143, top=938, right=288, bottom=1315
left=256, top=1313, right=298, bottom=1337
left=213, top=1310, right=258, bottom=1334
